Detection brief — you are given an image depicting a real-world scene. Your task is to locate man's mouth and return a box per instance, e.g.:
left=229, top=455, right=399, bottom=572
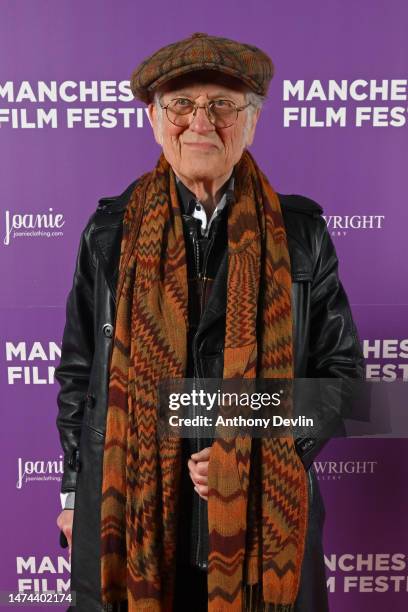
left=183, top=141, right=218, bottom=150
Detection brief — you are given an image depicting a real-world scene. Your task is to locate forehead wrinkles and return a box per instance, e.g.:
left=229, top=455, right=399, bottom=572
left=164, top=85, right=246, bottom=102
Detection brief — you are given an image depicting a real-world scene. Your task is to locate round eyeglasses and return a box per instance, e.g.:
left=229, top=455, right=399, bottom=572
left=160, top=97, right=251, bottom=129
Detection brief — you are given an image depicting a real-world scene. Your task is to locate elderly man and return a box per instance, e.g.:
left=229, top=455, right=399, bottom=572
left=56, top=33, right=364, bottom=612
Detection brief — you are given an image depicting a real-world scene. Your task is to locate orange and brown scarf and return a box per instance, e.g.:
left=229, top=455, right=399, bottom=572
left=100, top=151, right=308, bottom=611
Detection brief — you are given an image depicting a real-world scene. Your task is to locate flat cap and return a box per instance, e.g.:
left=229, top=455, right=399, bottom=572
left=131, top=32, right=274, bottom=103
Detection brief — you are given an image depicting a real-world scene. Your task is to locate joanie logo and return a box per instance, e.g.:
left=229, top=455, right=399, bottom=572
left=16, top=456, right=63, bottom=489
left=4, top=208, right=65, bottom=245
left=323, top=214, right=385, bottom=237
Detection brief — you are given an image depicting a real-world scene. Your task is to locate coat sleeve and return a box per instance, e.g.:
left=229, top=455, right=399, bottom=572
left=296, top=216, right=365, bottom=469
left=55, top=217, right=96, bottom=493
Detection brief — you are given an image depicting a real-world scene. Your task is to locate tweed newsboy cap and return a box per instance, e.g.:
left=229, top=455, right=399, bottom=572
left=131, top=32, right=274, bottom=103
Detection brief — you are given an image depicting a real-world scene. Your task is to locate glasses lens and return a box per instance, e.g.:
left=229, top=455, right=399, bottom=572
left=209, top=100, right=238, bottom=128
left=167, top=99, right=195, bottom=126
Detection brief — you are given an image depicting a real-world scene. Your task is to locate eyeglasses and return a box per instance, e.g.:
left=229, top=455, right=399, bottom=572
left=160, top=97, right=251, bottom=129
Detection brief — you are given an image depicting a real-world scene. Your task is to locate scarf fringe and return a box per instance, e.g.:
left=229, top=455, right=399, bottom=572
left=243, top=583, right=295, bottom=612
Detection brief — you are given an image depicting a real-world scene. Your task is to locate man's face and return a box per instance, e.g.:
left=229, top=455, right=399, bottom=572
left=148, top=73, right=260, bottom=183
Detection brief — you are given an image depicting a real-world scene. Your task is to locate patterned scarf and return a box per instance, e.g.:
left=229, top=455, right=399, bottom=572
left=100, top=151, right=308, bottom=611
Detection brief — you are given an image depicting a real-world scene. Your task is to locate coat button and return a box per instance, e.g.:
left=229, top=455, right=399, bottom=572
left=300, top=438, right=315, bottom=453
left=102, top=323, right=114, bottom=338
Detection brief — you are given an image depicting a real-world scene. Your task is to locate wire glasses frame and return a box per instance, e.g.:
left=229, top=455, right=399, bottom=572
left=160, top=97, right=252, bottom=129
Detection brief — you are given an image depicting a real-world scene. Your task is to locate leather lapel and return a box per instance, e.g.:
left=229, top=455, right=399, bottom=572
left=91, top=180, right=137, bottom=303
left=92, top=222, right=123, bottom=303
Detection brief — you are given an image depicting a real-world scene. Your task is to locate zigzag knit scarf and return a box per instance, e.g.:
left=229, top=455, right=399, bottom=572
left=100, top=151, right=308, bottom=611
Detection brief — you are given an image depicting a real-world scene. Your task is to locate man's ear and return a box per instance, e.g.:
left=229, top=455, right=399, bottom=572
left=147, top=102, right=163, bottom=146
left=146, top=103, right=155, bottom=128
left=245, top=107, right=261, bottom=147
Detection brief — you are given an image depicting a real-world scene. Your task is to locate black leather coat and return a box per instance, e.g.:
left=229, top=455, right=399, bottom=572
left=56, top=180, right=364, bottom=611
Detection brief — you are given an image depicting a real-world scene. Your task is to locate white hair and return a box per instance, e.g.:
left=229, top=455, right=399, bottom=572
left=245, top=91, right=265, bottom=110
left=243, top=91, right=265, bottom=145
left=151, top=92, right=164, bottom=142
left=152, top=88, right=265, bottom=146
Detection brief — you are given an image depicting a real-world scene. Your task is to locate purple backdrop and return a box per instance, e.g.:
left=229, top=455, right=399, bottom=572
left=1, top=1, right=408, bottom=610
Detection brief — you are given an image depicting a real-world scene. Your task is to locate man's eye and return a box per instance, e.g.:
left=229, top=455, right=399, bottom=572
left=212, top=99, right=234, bottom=109
left=173, top=98, right=193, bottom=107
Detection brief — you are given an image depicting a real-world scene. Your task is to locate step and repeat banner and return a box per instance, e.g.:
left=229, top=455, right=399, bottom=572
left=1, top=1, right=407, bottom=610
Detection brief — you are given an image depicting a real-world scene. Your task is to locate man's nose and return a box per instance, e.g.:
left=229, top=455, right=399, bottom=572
left=189, top=106, right=214, bottom=133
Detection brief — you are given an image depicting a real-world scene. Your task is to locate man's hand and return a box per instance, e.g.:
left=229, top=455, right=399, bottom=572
left=188, top=447, right=211, bottom=501
left=57, top=509, right=74, bottom=555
